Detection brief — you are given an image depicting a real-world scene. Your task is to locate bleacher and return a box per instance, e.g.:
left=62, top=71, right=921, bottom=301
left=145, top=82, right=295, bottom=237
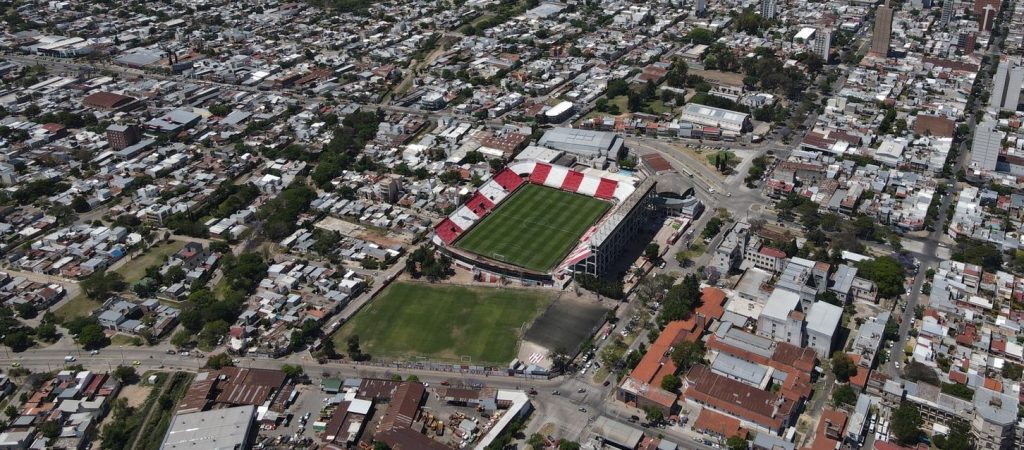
left=467, top=193, right=496, bottom=217
left=595, top=178, right=618, bottom=199
left=561, top=170, right=584, bottom=192
left=478, top=180, right=509, bottom=205
left=493, top=169, right=524, bottom=192
left=435, top=218, right=463, bottom=245
left=529, top=163, right=552, bottom=184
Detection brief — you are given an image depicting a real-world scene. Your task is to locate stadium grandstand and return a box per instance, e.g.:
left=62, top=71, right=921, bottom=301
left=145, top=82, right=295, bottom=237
left=432, top=160, right=657, bottom=282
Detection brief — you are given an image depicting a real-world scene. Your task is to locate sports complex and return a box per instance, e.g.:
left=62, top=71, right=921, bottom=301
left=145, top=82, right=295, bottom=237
left=433, top=160, right=658, bottom=282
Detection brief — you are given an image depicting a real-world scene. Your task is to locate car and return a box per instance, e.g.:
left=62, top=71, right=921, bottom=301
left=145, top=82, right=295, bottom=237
left=440, top=381, right=450, bottom=386
left=90, top=350, right=99, bottom=355
left=629, top=415, right=640, bottom=422
left=894, top=361, right=900, bottom=369
left=166, top=349, right=177, bottom=355
left=180, top=351, right=190, bottom=357
left=603, top=380, right=611, bottom=387
left=578, top=407, right=587, bottom=412
left=132, top=360, right=141, bottom=366
left=64, top=355, right=76, bottom=362
left=552, top=390, right=560, bottom=395
left=10, top=363, right=19, bottom=368
left=577, top=388, right=586, bottom=393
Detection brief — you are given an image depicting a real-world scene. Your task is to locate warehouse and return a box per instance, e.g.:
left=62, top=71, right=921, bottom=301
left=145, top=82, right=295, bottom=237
left=160, top=405, right=256, bottom=450
left=537, top=127, right=624, bottom=167
left=679, top=103, right=752, bottom=133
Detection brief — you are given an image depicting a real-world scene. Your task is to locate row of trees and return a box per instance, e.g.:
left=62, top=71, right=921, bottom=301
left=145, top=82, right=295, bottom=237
left=405, top=247, right=455, bottom=281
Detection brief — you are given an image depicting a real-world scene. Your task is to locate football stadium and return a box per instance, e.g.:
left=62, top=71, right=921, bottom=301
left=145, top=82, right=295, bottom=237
left=433, top=160, right=657, bottom=282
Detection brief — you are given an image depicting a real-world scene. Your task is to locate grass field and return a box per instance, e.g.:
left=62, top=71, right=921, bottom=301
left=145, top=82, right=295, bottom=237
left=54, top=294, right=99, bottom=321
left=333, top=282, right=553, bottom=364
left=455, top=184, right=610, bottom=271
left=115, top=241, right=184, bottom=283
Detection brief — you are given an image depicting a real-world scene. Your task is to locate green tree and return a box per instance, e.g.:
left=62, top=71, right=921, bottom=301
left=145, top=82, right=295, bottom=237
left=205, top=353, right=234, bottom=369
left=38, top=420, right=60, bottom=438
left=643, top=406, right=664, bottom=423
left=660, top=374, right=682, bottom=391
left=645, top=243, right=660, bottom=260
left=1003, top=362, right=1023, bottom=381
left=703, top=217, right=723, bottom=238
left=164, top=265, right=186, bottom=284
left=726, top=435, right=749, bottom=450
left=171, top=329, right=193, bottom=348
left=80, top=270, right=126, bottom=300
left=559, top=441, right=581, bottom=450
left=891, top=403, right=923, bottom=445
left=830, top=352, right=857, bottom=382
left=831, top=384, right=857, bottom=406
left=856, top=256, right=907, bottom=298
left=935, top=421, right=973, bottom=450
left=670, top=340, right=706, bottom=371
left=113, top=365, right=137, bottom=384
left=281, top=364, right=304, bottom=378
left=77, top=324, right=108, bottom=350
left=4, top=405, right=16, bottom=418
left=71, top=195, right=90, bottom=213
left=35, top=323, right=58, bottom=342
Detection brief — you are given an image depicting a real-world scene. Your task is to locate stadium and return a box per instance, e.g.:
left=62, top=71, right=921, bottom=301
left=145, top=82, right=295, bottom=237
left=432, top=160, right=657, bottom=283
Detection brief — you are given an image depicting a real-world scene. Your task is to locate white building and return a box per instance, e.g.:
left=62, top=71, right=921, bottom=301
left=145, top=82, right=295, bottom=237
left=680, top=103, right=752, bottom=133
left=804, top=301, right=843, bottom=359
left=756, top=289, right=803, bottom=346
left=990, top=56, right=1024, bottom=111
left=970, top=118, right=1002, bottom=172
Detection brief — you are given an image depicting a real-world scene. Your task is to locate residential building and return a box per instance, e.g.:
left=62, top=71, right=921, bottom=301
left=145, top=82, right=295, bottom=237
left=757, top=289, right=803, bottom=346
left=870, top=2, right=894, bottom=57
left=710, top=222, right=750, bottom=275
left=972, top=388, right=1017, bottom=450
left=804, top=301, right=843, bottom=359
left=760, top=0, right=777, bottom=19
left=105, top=124, right=141, bottom=150
left=990, top=57, right=1024, bottom=111
left=813, top=28, right=831, bottom=61
left=970, top=118, right=1002, bottom=172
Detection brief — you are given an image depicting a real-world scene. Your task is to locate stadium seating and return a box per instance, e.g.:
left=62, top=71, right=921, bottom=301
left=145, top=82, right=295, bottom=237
left=435, top=218, right=463, bottom=245
left=561, top=170, right=584, bottom=192
left=468, top=193, right=496, bottom=217
left=529, top=163, right=552, bottom=184
left=493, top=169, right=524, bottom=192
left=595, top=178, right=618, bottom=199
left=478, top=180, right=509, bottom=204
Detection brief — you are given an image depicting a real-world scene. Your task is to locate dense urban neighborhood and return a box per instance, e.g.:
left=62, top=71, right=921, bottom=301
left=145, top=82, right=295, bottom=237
left=0, top=0, right=1021, bottom=449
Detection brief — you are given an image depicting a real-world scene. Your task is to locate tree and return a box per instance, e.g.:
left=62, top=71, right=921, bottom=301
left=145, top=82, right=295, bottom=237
left=726, top=435, right=749, bottom=450
left=643, top=406, right=664, bottom=423
left=645, top=243, right=660, bottom=260
left=703, top=217, right=723, bottom=238
left=35, top=323, right=58, bottom=342
left=935, top=421, right=973, bottom=450
left=660, top=274, right=701, bottom=324
left=856, top=256, right=907, bottom=299
left=660, top=374, right=681, bottom=391
left=527, top=434, right=545, bottom=449
left=71, top=195, right=90, bottom=213
left=831, top=384, right=857, bottom=406
left=281, top=364, right=304, bottom=378
left=1003, top=362, right=1023, bottom=381
left=4, top=405, right=16, bottom=418
left=38, top=420, right=60, bottom=439
left=559, top=441, right=581, bottom=450
left=600, top=338, right=627, bottom=368
left=113, top=365, right=137, bottom=384
left=373, top=442, right=392, bottom=450
left=171, top=329, right=193, bottom=348
left=818, top=291, right=842, bottom=306
left=164, top=265, right=186, bottom=284
left=14, top=302, right=36, bottom=319
left=77, top=324, right=108, bottom=350
left=891, top=403, right=923, bottom=445
left=80, top=270, right=126, bottom=300
left=670, top=340, right=706, bottom=371
left=830, top=352, right=857, bottom=382
left=205, top=353, right=234, bottom=369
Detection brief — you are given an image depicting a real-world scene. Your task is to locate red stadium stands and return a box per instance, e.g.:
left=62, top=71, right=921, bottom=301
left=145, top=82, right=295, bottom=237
left=595, top=178, right=618, bottom=199
left=435, top=219, right=464, bottom=245
left=529, top=163, right=552, bottom=184
left=494, top=169, right=524, bottom=191
left=561, top=170, right=584, bottom=192
left=468, top=193, right=496, bottom=216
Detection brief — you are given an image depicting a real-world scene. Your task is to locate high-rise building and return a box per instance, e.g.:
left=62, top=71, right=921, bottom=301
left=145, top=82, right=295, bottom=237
left=870, top=2, right=894, bottom=57
left=973, top=0, right=999, bottom=16
left=980, top=5, right=997, bottom=31
left=106, top=124, right=142, bottom=150
left=812, top=29, right=831, bottom=61
left=941, top=0, right=955, bottom=26
left=990, top=56, right=1024, bottom=111
left=970, top=118, right=1001, bottom=171
left=696, top=0, right=707, bottom=16
left=959, top=31, right=977, bottom=53
left=760, top=0, right=777, bottom=20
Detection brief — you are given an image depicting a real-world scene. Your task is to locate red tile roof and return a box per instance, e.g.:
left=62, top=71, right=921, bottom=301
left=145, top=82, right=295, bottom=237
left=693, top=409, right=746, bottom=438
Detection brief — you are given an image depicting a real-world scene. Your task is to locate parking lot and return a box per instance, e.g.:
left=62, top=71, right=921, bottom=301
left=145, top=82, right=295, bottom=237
left=257, top=384, right=321, bottom=447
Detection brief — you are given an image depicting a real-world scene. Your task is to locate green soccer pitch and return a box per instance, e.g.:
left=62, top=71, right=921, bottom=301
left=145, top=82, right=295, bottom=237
left=332, top=282, right=553, bottom=364
left=454, top=183, right=611, bottom=272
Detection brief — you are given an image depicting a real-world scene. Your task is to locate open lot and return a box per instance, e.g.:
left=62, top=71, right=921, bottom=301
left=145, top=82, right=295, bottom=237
left=455, top=184, right=610, bottom=272
left=523, top=295, right=608, bottom=355
left=53, top=294, right=99, bottom=321
left=333, top=282, right=554, bottom=364
left=115, top=241, right=184, bottom=283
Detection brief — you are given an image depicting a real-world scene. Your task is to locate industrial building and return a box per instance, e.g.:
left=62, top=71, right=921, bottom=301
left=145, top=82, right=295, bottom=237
left=679, top=103, right=752, bottom=133
left=536, top=127, right=624, bottom=166
left=160, top=405, right=256, bottom=450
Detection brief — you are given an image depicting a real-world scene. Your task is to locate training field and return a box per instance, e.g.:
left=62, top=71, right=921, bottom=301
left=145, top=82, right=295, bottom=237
left=333, top=282, right=553, bottom=364
left=455, top=184, right=611, bottom=272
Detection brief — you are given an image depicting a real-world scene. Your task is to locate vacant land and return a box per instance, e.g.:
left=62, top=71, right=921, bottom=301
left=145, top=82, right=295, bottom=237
left=456, top=184, right=610, bottom=272
left=333, top=282, right=553, bottom=364
left=54, top=294, right=99, bottom=321
left=115, top=241, right=184, bottom=283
